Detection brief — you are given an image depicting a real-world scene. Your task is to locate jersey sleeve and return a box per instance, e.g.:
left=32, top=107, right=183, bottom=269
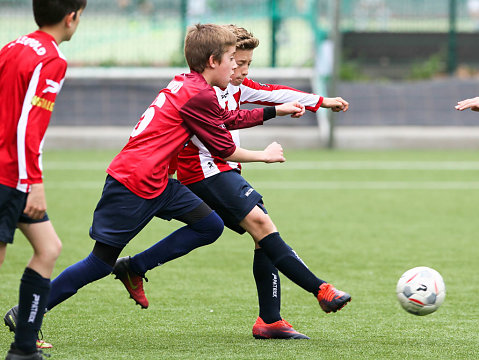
left=180, top=89, right=265, bottom=158
left=239, top=77, right=323, bottom=112
left=23, top=57, right=66, bottom=184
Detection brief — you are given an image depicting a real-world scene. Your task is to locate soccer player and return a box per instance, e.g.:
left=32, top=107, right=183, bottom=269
left=455, top=96, right=479, bottom=111
left=112, top=25, right=351, bottom=340
left=3, top=23, right=305, bottom=344
left=0, top=1, right=86, bottom=359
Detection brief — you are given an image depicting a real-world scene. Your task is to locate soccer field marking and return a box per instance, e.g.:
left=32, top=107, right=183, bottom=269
left=45, top=181, right=479, bottom=190
left=44, top=160, right=479, bottom=171
left=253, top=181, right=479, bottom=190
left=246, top=161, right=479, bottom=171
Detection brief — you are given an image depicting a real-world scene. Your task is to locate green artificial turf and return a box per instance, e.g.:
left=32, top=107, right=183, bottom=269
left=1, top=149, right=478, bottom=359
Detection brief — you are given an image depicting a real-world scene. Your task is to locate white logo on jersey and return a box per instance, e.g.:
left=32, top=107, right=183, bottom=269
left=167, top=81, right=183, bottom=94
left=42, top=79, right=61, bottom=94
left=10, top=36, right=46, bottom=56
left=245, top=188, right=254, bottom=197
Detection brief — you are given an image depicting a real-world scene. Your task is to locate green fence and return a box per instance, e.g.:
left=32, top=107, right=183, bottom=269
left=1, top=0, right=476, bottom=67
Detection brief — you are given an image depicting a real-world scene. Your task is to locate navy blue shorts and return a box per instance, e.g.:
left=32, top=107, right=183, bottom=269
left=186, top=170, right=266, bottom=234
left=90, top=175, right=204, bottom=248
left=0, top=183, right=49, bottom=244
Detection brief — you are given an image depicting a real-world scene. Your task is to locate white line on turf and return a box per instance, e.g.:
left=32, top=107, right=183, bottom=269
left=45, top=181, right=479, bottom=190
left=44, top=161, right=479, bottom=171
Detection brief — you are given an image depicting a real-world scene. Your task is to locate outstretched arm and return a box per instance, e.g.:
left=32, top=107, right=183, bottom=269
left=224, top=142, right=285, bottom=164
left=321, top=97, right=349, bottom=112
left=455, top=97, right=479, bottom=111
left=239, top=78, right=348, bottom=113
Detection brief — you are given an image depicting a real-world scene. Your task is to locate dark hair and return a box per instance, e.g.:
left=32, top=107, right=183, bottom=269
left=33, top=0, right=87, bottom=27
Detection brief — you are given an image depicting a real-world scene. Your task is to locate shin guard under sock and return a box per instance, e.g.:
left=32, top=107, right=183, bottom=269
left=253, top=248, right=282, bottom=324
left=14, top=268, right=50, bottom=354
left=47, top=253, right=113, bottom=311
left=258, top=232, right=325, bottom=296
left=129, top=211, right=223, bottom=275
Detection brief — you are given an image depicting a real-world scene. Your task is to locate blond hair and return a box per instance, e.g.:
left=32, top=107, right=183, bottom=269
left=223, top=24, right=259, bottom=51
left=184, top=23, right=236, bottom=73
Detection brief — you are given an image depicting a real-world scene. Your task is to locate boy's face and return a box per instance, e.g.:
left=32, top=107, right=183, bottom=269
left=230, top=49, right=254, bottom=86
left=212, top=45, right=237, bottom=89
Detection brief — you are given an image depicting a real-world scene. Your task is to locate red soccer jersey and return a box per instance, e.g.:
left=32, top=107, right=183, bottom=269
left=0, top=31, right=67, bottom=192
left=107, top=71, right=266, bottom=199
left=176, top=77, right=323, bottom=185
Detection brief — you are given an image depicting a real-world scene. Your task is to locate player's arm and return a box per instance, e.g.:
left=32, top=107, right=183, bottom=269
left=223, top=101, right=305, bottom=130
left=23, top=58, right=67, bottom=218
left=240, top=77, right=349, bottom=113
left=455, top=97, right=479, bottom=111
left=180, top=90, right=286, bottom=164
left=224, top=141, right=285, bottom=163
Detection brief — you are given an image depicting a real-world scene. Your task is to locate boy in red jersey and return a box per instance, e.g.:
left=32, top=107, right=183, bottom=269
left=113, top=25, right=351, bottom=340
left=4, top=23, right=305, bottom=345
left=0, top=1, right=86, bottom=359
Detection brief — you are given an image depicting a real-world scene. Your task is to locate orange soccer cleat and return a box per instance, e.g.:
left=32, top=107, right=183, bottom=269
left=317, top=283, right=351, bottom=313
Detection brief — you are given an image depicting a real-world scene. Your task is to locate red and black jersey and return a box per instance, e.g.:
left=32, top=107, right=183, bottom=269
left=107, top=71, right=266, bottom=199
left=0, top=31, right=67, bottom=192
left=176, top=77, right=323, bottom=185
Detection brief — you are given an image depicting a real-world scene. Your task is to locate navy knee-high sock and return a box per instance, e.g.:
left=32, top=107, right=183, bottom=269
left=258, top=232, right=325, bottom=296
left=47, top=253, right=113, bottom=311
left=253, top=249, right=282, bottom=324
left=14, top=268, right=50, bottom=354
left=129, top=211, right=223, bottom=276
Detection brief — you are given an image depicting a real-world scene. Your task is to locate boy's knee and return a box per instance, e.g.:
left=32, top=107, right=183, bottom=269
left=191, top=211, right=224, bottom=244
left=36, top=238, right=62, bottom=264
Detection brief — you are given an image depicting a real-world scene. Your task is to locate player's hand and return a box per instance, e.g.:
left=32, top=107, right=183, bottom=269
left=263, top=141, right=285, bottom=163
left=455, top=97, right=479, bottom=112
left=276, top=102, right=305, bottom=118
left=321, top=97, right=349, bottom=112
left=23, top=183, right=47, bottom=220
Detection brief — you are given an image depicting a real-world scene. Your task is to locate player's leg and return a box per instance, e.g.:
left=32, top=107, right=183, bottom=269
left=112, top=178, right=224, bottom=308
left=241, top=206, right=351, bottom=313
left=0, top=241, right=6, bottom=268
left=187, top=171, right=308, bottom=339
left=11, top=220, right=60, bottom=353
left=0, top=183, right=57, bottom=355
left=46, top=175, right=148, bottom=311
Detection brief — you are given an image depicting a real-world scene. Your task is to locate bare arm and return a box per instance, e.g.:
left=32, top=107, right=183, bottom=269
left=224, top=142, right=285, bottom=163
left=321, top=97, right=349, bottom=112
left=455, top=97, right=479, bottom=111
left=24, top=183, right=47, bottom=220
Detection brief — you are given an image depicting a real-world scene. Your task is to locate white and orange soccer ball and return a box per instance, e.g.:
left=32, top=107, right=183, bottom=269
left=396, top=266, right=446, bottom=316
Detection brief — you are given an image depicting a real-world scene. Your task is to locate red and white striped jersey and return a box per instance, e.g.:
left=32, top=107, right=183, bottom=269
left=107, top=72, right=267, bottom=199
left=176, top=77, right=323, bottom=185
left=0, top=31, right=67, bottom=192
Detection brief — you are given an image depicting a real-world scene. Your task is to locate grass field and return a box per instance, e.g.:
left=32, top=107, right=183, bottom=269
left=1, top=149, right=478, bottom=359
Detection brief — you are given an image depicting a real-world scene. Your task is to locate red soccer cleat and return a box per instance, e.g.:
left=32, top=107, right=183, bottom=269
left=317, top=283, right=351, bottom=313
left=112, top=257, right=149, bottom=309
left=252, top=317, right=309, bottom=339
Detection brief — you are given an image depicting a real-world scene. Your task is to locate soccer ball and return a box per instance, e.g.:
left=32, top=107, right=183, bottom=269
left=396, top=266, right=446, bottom=316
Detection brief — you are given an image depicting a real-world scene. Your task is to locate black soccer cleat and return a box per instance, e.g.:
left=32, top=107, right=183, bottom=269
left=4, top=305, right=18, bottom=333
left=4, top=306, right=52, bottom=349
left=5, top=348, right=50, bottom=360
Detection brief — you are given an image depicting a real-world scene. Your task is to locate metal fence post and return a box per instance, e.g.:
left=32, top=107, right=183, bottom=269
left=270, top=0, right=279, bottom=67
left=448, top=0, right=457, bottom=74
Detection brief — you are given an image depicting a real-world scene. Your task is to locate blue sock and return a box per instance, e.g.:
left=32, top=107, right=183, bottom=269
left=253, top=249, right=282, bottom=324
left=130, top=211, right=223, bottom=276
left=47, top=253, right=112, bottom=311
left=14, top=268, right=50, bottom=354
left=258, top=232, right=325, bottom=296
